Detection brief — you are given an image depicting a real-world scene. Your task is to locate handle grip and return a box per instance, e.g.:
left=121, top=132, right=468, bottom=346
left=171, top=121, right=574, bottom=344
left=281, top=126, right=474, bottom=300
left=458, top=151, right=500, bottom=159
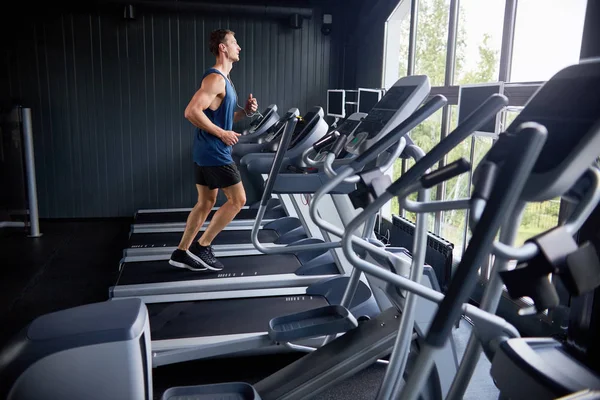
left=313, top=131, right=340, bottom=152
left=386, top=94, right=508, bottom=196
left=259, top=109, right=300, bottom=206
left=420, top=158, right=471, bottom=189
left=332, top=135, right=349, bottom=157
left=350, top=95, right=448, bottom=170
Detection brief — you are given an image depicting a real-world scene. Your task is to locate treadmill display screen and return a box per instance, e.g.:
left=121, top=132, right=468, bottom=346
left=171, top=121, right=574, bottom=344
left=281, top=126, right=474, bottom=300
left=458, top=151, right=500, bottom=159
left=338, top=119, right=361, bottom=135
left=375, top=85, right=417, bottom=111
left=327, top=91, right=345, bottom=117
left=507, top=75, right=600, bottom=173
left=459, top=85, right=502, bottom=134
left=360, top=85, right=418, bottom=139
left=359, top=90, right=382, bottom=113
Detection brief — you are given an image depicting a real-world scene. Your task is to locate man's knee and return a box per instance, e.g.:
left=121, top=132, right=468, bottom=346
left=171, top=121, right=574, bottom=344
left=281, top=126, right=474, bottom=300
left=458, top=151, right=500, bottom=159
left=196, top=197, right=216, bottom=213
left=227, top=187, right=246, bottom=210
left=229, top=193, right=246, bottom=211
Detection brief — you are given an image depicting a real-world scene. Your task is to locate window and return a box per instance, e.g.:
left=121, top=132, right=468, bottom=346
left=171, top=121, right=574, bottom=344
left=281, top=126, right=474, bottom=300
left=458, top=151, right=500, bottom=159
left=392, top=108, right=444, bottom=232
left=414, top=0, right=450, bottom=86
left=504, top=109, right=561, bottom=246
left=454, top=0, right=505, bottom=85
left=384, top=0, right=412, bottom=88
left=510, top=0, right=587, bottom=82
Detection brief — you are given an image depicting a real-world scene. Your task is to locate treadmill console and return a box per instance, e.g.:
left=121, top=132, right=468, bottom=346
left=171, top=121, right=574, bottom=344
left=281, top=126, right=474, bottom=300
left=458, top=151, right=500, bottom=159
left=314, top=113, right=365, bottom=162
left=345, top=75, right=430, bottom=155
left=263, top=120, right=285, bottom=142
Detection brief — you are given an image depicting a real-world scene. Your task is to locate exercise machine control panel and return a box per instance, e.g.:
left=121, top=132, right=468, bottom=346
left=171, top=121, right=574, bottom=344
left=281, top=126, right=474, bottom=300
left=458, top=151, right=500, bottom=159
left=345, top=75, right=430, bottom=155
left=314, top=114, right=364, bottom=162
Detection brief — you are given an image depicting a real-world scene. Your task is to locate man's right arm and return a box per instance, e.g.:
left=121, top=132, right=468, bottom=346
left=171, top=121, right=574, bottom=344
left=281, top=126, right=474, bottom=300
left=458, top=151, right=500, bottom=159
left=184, top=74, right=240, bottom=146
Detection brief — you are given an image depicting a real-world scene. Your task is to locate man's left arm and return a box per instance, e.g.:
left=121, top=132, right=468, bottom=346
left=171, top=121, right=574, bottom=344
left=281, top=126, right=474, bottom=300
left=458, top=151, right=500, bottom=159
left=234, top=94, right=258, bottom=123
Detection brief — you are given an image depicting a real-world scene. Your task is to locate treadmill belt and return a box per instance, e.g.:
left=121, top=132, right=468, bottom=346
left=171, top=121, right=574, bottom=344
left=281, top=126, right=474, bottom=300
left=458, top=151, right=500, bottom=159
left=128, top=229, right=280, bottom=248
left=134, top=207, right=286, bottom=225
left=116, top=254, right=302, bottom=285
left=148, top=295, right=329, bottom=339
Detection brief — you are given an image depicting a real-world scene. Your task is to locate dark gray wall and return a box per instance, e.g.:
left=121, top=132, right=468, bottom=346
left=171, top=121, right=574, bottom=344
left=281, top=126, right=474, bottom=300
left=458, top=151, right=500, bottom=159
left=0, top=4, right=338, bottom=218
left=340, top=0, right=401, bottom=89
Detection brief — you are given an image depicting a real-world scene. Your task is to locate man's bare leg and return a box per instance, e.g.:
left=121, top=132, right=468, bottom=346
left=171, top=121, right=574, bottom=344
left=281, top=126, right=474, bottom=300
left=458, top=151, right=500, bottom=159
left=198, top=182, right=246, bottom=246
left=177, top=184, right=218, bottom=250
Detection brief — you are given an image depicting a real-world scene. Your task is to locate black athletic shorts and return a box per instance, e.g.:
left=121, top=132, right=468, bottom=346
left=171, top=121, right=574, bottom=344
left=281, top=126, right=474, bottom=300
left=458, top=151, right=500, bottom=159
left=194, top=163, right=241, bottom=189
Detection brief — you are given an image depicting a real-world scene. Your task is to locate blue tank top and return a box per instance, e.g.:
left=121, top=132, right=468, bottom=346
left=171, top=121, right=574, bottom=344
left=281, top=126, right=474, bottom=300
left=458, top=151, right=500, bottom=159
left=193, top=68, right=237, bottom=166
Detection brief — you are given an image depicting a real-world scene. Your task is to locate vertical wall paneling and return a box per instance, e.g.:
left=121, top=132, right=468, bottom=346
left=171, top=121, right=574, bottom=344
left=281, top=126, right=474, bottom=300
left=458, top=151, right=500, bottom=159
left=0, top=6, right=335, bottom=217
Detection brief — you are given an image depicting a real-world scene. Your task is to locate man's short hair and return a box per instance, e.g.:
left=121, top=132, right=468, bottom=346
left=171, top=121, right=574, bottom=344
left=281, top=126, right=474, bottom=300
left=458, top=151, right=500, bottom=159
left=209, top=29, right=235, bottom=57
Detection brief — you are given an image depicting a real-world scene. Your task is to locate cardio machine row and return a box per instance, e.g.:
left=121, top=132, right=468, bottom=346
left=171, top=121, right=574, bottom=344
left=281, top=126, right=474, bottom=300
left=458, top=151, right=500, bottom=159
left=3, top=60, right=600, bottom=400
left=108, top=75, right=436, bottom=366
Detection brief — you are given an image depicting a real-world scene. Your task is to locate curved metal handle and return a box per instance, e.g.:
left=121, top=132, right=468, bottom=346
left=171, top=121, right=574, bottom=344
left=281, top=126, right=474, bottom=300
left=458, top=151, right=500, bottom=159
left=258, top=110, right=300, bottom=207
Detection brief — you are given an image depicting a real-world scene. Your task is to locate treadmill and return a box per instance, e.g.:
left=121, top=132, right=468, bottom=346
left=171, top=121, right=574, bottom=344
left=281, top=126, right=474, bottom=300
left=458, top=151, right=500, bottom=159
left=109, top=78, right=451, bottom=367
left=125, top=108, right=330, bottom=258
left=130, top=107, right=329, bottom=234
left=110, top=75, right=431, bottom=298
left=132, top=104, right=283, bottom=231
left=237, top=103, right=280, bottom=144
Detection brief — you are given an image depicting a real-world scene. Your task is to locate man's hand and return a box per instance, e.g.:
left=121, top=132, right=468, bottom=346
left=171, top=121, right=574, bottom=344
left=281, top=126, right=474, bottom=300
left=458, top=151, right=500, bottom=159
left=219, top=130, right=241, bottom=146
left=245, top=94, right=258, bottom=114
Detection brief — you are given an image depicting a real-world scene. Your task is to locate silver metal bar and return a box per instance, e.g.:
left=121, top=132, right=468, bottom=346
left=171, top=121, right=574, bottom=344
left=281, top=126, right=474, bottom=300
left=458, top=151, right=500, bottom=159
left=379, top=137, right=407, bottom=175
left=324, top=153, right=361, bottom=183
left=498, top=0, right=518, bottom=83
left=407, top=0, right=418, bottom=76
left=402, top=197, right=471, bottom=213
left=132, top=218, right=271, bottom=233
left=21, top=108, right=41, bottom=237
left=114, top=286, right=308, bottom=304
left=379, top=188, right=431, bottom=400
left=137, top=205, right=250, bottom=214
left=0, top=222, right=26, bottom=228
left=489, top=169, right=600, bottom=260
left=446, top=202, right=525, bottom=400
left=435, top=0, right=460, bottom=234
left=462, top=135, right=477, bottom=254
left=123, top=243, right=270, bottom=258
left=110, top=273, right=336, bottom=298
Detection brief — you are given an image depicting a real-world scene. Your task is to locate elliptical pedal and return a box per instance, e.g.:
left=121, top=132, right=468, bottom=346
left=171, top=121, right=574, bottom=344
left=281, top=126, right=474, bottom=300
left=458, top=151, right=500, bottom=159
left=161, top=382, right=261, bottom=400
left=268, top=305, right=358, bottom=343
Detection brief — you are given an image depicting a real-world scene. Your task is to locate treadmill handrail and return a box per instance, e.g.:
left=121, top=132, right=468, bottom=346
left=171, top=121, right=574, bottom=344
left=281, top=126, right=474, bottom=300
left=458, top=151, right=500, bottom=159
left=259, top=109, right=300, bottom=208
left=251, top=97, right=450, bottom=256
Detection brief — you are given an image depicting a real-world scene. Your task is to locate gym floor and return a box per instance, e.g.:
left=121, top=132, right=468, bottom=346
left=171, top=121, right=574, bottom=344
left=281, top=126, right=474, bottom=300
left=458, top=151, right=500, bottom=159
left=0, top=219, right=499, bottom=399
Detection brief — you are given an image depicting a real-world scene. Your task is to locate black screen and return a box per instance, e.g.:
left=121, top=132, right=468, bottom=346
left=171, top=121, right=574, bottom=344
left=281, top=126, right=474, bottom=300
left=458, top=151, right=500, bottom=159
left=338, top=119, right=361, bottom=135
left=374, top=85, right=417, bottom=111
left=359, top=90, right=381, bottom=113
left=507, top=74, right=600, bottom=173
left=458, top=85, right=502, bottom=134
left=327, top=91, right=344, bottom=116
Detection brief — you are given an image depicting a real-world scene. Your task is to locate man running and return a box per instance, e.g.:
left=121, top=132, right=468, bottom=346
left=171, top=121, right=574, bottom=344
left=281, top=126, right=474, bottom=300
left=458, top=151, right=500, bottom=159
left=169, top=28, right=258, bottom=272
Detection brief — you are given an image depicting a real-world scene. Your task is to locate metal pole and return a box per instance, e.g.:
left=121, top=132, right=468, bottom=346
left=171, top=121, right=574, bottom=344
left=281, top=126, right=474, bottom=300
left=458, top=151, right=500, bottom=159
left=21, top=107, right=42, bottom=237
left=399, top=0, right=419, bottom=217
left=407, top=0, right=418, bottom=76
left=498, top=0, right=517, bottom=83
left=445, top=203, right=524, bottom=400
left=435, top=0, right=460, bottom=236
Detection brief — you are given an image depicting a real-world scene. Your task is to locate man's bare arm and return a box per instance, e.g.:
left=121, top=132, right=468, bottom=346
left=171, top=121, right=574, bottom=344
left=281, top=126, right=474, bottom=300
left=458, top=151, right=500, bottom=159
left=233, top=110, right=246, bottom=123
left=233, top=94, right=258, bottom=123
left=184, top=74, right=240, bottom=146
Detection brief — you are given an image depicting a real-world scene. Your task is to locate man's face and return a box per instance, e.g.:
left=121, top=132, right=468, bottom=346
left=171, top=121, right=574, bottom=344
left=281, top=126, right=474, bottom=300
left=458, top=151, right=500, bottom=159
left=222, top=33, right=241, bottom=62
